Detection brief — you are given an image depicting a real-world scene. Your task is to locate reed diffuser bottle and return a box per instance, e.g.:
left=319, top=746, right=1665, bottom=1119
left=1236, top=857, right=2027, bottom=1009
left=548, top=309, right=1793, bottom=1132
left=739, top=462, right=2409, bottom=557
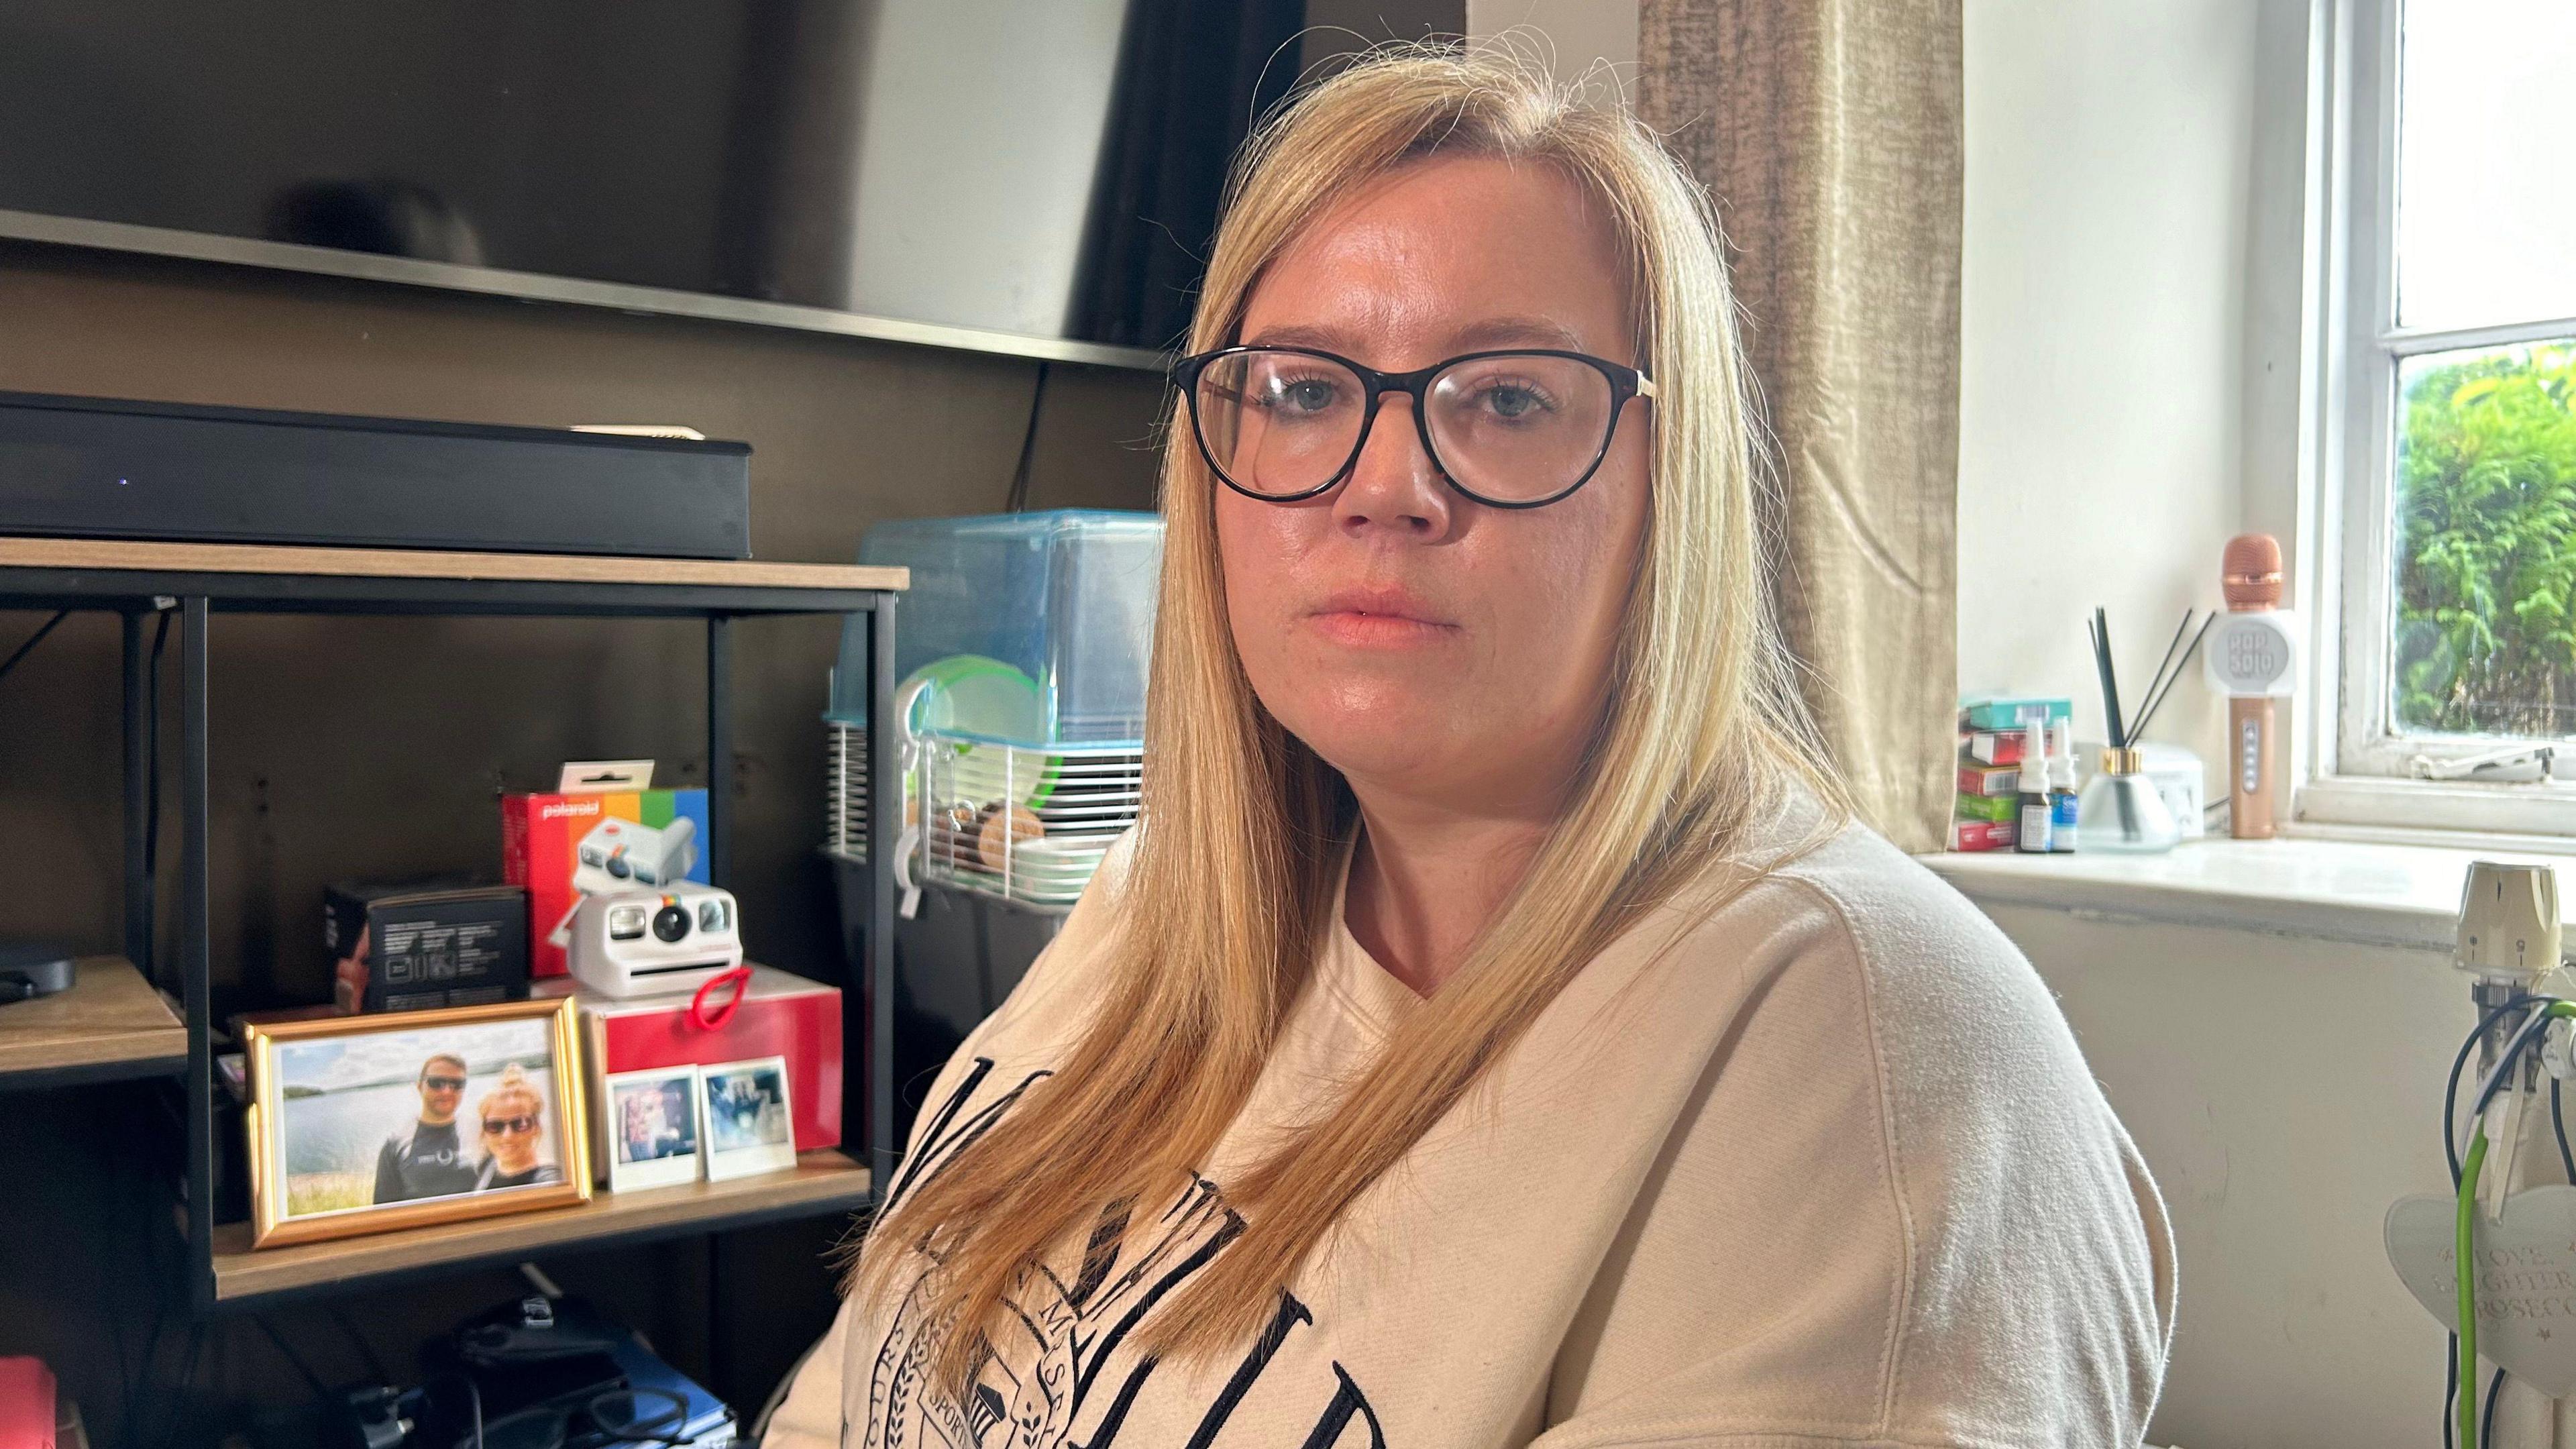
left=2078, top=604, right=2206, bottom=854
left=2077, top=747, right=2180, bottom=853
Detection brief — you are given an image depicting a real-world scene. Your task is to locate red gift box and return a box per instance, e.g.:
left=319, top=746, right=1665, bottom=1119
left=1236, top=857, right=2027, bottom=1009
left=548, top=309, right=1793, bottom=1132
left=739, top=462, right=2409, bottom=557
left=0, top=1356, right=57, bottom=1449
left=543, top=965, right=843, bottom=1179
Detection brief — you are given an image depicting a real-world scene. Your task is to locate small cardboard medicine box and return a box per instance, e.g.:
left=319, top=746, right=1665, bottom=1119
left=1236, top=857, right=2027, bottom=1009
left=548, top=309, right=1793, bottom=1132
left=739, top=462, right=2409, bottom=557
left=324, top=880, right=529, bottom=1013
left=503, top=781, right=710, bottom=978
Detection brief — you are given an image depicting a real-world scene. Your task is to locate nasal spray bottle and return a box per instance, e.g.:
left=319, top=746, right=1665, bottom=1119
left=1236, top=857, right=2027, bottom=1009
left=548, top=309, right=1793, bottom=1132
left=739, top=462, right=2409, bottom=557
left=2013, top=722, right=2053, bottom=853
left=2386, top=863, right=2575, bottom=1446
left=2047, top=720, right=2079, bottom=852
left=2206, top=534, right=2298, bottom=838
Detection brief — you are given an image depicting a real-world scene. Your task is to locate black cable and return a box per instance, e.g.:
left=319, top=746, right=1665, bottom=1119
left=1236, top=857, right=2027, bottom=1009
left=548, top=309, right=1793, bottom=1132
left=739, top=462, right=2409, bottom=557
left=588, top=1385, right=691, bottom=1447
left=2443, top=996, right=2548, bottom=1448
left=0, top=608, right=68, bottom=687
left=129, top=1293, right=169, bottom=1449
left=154, top=1322, right=207, bottom=1449
left=2469, top=1006, right=2561, bottom=1122
left=458, top=1373, right=485, bottom=1449
left=326, top=1303, right=392, bottom=1385
left=101, top=1098, right=138, bottom=1449
left=421, top=1372, right=487, bottom=1449
left=2555, top=1078, right=2576, bottom=1183
left=123, top=1087, right=175, bottom=1449
left=2445, top=1334, right=2459, bottom=1449
left=1005, top=361, right=1051, bottom=513
left=2448, top=998, right=2539, bottom=1183
left=2483, top=1366, right=2506, bottom=1446
left=254, top=1313, right=332, bottom=1399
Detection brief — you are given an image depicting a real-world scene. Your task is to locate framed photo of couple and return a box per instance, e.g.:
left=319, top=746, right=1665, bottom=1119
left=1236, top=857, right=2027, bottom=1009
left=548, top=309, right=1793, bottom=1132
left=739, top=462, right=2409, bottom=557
left=241, top=997, right=591, bottom=1248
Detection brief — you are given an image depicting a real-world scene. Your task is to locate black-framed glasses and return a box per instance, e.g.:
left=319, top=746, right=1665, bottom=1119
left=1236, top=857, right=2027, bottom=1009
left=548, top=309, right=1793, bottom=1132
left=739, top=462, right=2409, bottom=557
left=482, top=1114, right=539, bottom=1136
left=421, top=1074, right=467, bottom=1092
left=1175, top=345, right=1658, bottom=509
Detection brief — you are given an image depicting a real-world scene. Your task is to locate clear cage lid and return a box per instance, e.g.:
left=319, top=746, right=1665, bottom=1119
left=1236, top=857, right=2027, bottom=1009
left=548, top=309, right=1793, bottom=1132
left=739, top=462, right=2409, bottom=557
left=828, top=510, right=1163, bottom=749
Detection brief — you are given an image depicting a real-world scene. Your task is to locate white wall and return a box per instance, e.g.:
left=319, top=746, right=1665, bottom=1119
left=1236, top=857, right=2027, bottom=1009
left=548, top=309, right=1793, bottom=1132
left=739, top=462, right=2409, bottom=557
left=1466, top=0, right=1638, bottom=91
left=1960, top=0, right=2270, bottom=784
left=1998, top=902, right=2474, bottom=1449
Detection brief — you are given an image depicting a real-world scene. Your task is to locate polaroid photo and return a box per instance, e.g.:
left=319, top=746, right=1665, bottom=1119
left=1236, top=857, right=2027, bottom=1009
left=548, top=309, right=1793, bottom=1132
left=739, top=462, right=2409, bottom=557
left=604, top=1065, right=703, bottom=1193
left=698, top=1055, right=796, bottom=1181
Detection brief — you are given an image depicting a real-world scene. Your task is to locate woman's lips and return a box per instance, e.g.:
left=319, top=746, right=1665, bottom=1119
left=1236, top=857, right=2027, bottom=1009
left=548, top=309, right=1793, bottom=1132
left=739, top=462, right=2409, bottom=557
left=1307, top=611, right=1456, bottom=647
left=1304, top=588, right=1456, bottom=648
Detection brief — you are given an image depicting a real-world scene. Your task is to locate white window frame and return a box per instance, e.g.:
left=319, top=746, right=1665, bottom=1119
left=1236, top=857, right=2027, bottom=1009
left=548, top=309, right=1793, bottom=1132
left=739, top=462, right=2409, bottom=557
left=2297, top=0, right=2576, bottom=839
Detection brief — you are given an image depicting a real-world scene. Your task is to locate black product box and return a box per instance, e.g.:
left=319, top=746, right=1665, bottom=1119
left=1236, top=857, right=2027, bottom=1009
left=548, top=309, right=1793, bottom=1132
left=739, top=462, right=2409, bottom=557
left=325, top=881, right=529, bottom=1014
left=0, top=390, right=751, bottom=559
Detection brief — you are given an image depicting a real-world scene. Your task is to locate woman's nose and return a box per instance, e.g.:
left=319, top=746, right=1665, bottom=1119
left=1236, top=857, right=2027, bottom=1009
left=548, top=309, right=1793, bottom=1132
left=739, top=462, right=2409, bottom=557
left=1332, top=396, right=1453, bottom=538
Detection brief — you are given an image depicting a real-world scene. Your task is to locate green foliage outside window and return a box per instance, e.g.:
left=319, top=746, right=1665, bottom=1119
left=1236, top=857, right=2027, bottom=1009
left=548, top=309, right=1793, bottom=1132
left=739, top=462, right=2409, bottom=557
left=2393, top=344, right=2576, bottom=737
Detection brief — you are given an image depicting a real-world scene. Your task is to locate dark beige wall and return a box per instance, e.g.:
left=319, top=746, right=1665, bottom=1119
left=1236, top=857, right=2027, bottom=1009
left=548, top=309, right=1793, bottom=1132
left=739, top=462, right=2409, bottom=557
left=0, top=239, right=1167, bottom=1430
left=1302, top=0, right=1468, bottom=72
left=0, top=239, right=1165, bottom=991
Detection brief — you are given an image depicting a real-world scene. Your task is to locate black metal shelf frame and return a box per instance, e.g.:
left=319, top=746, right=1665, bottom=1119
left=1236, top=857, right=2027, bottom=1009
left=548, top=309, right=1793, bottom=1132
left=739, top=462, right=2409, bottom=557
left=0, top=561, right=898, bottom=1312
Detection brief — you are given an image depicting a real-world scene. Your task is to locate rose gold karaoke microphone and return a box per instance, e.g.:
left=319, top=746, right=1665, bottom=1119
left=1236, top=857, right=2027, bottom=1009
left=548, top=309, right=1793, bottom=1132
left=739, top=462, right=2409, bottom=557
left=2211, top=534, right=2295, bottom=839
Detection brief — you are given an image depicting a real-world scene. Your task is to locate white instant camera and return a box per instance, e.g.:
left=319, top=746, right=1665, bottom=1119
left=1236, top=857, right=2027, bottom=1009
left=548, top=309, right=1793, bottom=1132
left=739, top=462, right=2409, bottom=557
left=574, top=814, right=697, bottom=890
left=568, top=882, right=743, bottom=998
left=547, top=816, right=700, bottom=949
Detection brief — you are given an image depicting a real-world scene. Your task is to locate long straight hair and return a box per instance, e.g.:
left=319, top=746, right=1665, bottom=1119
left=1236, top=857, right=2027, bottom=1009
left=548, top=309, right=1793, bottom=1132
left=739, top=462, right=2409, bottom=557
left=855, top=42, right=1843, bottom=1377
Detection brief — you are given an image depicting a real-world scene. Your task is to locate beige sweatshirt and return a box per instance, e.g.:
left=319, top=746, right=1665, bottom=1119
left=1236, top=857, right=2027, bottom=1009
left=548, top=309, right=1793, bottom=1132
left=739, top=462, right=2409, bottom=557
left=768, top=809, right=2175, bottom=1448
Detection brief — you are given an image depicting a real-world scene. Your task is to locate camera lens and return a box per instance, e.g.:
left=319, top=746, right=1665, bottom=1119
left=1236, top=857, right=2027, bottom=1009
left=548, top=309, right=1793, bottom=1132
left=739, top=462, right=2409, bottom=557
left=651, top=904, right=690, bottom=943
left=606, top=855, right=631, bottom=879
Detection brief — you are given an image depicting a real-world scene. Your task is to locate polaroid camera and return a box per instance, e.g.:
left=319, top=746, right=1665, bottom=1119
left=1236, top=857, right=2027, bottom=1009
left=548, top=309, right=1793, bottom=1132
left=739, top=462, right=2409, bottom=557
left=569, top=883, right=743, bottom=999
left=547, top=816, right=699, bottom=949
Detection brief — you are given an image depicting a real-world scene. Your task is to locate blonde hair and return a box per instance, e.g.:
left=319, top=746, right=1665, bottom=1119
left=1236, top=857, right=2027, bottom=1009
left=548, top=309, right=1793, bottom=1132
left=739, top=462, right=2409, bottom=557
left=476, top=1064, right=543, bottom=1134
left=855, top=43, right=1841, bottom=1377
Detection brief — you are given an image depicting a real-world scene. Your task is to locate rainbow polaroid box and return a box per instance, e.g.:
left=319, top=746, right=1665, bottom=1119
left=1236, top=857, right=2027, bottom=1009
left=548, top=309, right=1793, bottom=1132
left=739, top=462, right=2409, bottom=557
left=503, top=767, right=710, bottom=979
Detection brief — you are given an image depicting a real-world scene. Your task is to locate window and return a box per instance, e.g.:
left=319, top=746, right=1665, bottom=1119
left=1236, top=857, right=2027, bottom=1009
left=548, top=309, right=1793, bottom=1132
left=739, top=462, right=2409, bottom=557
left=2314, top=0, right=2576, bottom=833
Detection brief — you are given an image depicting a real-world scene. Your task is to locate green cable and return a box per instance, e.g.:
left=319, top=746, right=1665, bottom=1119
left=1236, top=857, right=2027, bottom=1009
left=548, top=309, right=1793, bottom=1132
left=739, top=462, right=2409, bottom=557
left=2453, top=1002, right=2576, bottom=1449
left=2460, top=1127, right=2489, bottom=1449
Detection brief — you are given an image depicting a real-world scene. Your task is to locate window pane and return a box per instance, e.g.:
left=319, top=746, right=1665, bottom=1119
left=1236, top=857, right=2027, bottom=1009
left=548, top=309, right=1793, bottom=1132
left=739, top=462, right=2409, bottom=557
left=2390, top=340, right=2576, bottom=738
left=2396, top=1, right=2576, bottom=330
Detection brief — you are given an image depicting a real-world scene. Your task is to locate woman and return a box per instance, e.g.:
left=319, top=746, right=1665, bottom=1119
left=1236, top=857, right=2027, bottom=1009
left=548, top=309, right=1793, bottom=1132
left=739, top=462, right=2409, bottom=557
left=623, top=1083, right=674, bottom=1162
left=774, top=47, right=2171, bottom=1448
left=471, top=1065, right=560, bottom=1190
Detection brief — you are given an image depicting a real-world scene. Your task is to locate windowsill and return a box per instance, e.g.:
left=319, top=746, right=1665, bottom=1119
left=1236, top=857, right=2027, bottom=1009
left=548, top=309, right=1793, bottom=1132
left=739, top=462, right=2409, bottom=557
left=1921, top=834, right=2576, bottom=952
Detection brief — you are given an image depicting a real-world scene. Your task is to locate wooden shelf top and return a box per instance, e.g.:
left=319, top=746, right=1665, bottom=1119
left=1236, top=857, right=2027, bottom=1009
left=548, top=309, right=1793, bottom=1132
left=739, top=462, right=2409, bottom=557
left=0, top=955, right=184, bottom=1088
left=210, top=1148, right=873, bottom=1305
left=0, top=535, right=908, bottom=592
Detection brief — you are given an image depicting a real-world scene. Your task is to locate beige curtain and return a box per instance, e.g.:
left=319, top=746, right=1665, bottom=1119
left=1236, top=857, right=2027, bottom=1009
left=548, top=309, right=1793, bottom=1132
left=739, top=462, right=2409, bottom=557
left=1638, top=0, right=1963, bottom=853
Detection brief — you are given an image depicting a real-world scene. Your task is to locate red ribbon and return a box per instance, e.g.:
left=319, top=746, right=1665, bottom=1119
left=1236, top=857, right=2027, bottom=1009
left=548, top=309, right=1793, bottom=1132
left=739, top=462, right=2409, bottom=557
left=690, top=964, right=752, bottom=1030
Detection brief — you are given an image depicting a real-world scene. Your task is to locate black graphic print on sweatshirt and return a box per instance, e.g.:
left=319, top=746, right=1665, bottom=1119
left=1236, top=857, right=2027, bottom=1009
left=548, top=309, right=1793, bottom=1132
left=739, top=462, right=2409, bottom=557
left=858, top=1058, right=1385, bottom=1449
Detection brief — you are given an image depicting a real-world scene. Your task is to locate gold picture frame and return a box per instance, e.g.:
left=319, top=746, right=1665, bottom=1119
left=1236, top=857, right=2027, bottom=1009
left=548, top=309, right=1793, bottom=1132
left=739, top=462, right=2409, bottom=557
left=243, top=996, right=591, bottom=1248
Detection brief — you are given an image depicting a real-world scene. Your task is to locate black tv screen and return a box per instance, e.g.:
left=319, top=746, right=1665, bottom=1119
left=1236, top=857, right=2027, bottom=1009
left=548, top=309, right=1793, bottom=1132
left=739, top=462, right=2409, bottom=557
left=0, top=0, right=1303, bottom=363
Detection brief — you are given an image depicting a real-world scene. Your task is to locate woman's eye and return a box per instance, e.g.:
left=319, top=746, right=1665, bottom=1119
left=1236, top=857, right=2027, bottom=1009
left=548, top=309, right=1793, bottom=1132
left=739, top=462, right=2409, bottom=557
left=1258, top=376, right=1341, bottom=413
left=1472, top=379, right=1556, bottom=421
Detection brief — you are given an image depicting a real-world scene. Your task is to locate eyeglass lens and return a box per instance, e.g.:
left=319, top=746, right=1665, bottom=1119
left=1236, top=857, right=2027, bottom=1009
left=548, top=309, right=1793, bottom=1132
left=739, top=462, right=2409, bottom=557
left=482, top=1114, right=539, bottom=1135
left=423, top=1075, right=466, bottom=1091
left=1193, top=351, right=1616, bottom=502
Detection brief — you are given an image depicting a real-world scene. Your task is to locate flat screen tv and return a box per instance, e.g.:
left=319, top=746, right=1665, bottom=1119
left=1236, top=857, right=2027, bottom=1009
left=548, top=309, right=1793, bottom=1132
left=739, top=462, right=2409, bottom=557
left=0, top=1, right=1305, bottom=366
